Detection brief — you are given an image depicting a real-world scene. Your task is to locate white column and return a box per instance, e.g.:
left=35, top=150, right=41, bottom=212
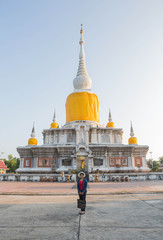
left=88, top=157, right=93, bottom=172
left=76, top=130, right=80, bottom=144
left=105, top=153, right=108, bottom=168
left=142, top=157, right=147, bottom=168
left=20, top=158, right=24, bottom=168
left=128, top=157, right=132, bottom=168
left=72, top=157, right=77, bottom=170
left=33, top=157, right=38, bottom=168
left=130, top=156, right=135, bottom=167
left=85, top=130, right=89, bottom=145
left=97, top=131, right=101, bottom=144
left=64, top=131, right=67, bottom=143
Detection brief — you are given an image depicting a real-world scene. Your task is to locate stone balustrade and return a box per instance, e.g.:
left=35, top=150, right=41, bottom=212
left=89, top=172, right=163, bottom=182
left=0, top=172, right=163, bottom=182
left=0, top=174, right=76, bottom=182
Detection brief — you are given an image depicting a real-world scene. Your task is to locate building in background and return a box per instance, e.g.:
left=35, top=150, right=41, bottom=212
left=0, top=160, right=9, bottom=174
left=16, top=26, right=149, bottom=174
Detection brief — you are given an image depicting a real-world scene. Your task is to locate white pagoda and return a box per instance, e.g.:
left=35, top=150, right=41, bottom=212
left=16, top=26, right=149, bottom=174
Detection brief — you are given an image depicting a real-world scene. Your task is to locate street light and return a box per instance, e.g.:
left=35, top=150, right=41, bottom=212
left=149, top=152, right=153, bottom=168
left=0, top=152, right=4, bottom=160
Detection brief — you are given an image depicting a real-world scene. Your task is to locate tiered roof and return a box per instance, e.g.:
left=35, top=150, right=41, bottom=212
left=0, top=160, right=9, bottom=170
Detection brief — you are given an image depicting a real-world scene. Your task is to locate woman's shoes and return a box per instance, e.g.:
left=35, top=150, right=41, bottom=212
left=79, top=211, right=85, bottom=214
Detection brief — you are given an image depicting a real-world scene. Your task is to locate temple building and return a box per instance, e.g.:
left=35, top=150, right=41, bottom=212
left=0, top=160, right=9, bottom=174
left=16, top=26, right=149, bottom=174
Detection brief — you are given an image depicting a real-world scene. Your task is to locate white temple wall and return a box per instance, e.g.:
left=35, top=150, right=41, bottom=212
left=91, top=129, right=97, bottom=143
left=43, top=127, right=123, bottom=146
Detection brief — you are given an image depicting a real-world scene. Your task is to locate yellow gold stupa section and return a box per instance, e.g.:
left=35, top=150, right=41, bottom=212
left=51, top=122, right=59, bottom=128
left=28, top=138, right=37, bottom=145
left=107, top=122, right=115, bottom=128
left=65, top=92, right=99, bottom=123
left=128, top=137, right=138, bottom=145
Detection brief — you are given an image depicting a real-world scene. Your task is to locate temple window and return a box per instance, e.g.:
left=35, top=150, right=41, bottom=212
left=62, top=159, right=72, bottom=166
left=44, top=159, right=49, bottom=166
left=122, top=158, right=128, bottom=166
left=94, top=158, right=103, bottom=166
left=38, top=158, right=52, bottom=167
left=38, top=159, right=43, bottom=167
left=24, top=159, right=31, bottom=167
left=116, top=159, right=121, bottom=165
left=134, top=157, right=142, bottom=167
left=137, top=159, right=140, bottom=164
left=110, top=159, right=115, bottom=166
left=26, top=160, right=29, bottom=167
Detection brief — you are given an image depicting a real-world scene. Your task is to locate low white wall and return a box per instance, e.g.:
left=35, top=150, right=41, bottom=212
left=89, top=173, right=163, bottom=182
left=0, top=174, right=76, bottom=182
left=0, top=173, right=163, bottom=182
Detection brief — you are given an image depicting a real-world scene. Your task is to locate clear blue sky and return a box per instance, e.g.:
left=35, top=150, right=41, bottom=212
left=0, top=0, right=163, bottom=160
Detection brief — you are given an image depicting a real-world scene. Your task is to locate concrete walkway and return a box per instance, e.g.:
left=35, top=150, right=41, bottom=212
left=0, top=194, right=163, bottom=240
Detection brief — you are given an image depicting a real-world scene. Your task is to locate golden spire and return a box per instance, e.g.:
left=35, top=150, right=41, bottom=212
left=51, top=109, right=59, bottom=128
left=28, top=122, right=37, bottom=145
left=80, top=24, right=83, bottom=34
left=128, top=121, right=138, bottom=144
left=106, top=109, right=115, bottom=128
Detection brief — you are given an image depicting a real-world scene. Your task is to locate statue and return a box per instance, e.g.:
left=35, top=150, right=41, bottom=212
left=81, top=160, right=85, bottom=170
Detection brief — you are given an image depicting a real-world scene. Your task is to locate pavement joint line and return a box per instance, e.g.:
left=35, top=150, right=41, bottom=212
left=77, top=214, right=81, bottom=240
left=74, top=226, right=163, bottom=229
left=1, top=226, right=162, bottom=229
left=0, top=226, right=79, bottom=228
left=0, top=192, right=163, bottom=196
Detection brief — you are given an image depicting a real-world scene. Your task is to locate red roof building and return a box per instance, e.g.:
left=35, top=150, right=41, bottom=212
left=0, top=160, right=9, bottom=174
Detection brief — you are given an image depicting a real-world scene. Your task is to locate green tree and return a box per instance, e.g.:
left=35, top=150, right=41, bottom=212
left=147, top=159, right=153, bottom=169
left=4, top=155, right=20, bottom=173
left=151, top=160, right=160, bottom=172
left=159, top=156, right=163, bottom=165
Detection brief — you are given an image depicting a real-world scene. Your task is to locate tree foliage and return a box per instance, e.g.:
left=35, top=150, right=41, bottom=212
left=147, top=159, right=161, bottom=172
left=4, top=155, right=20, bottom=173
left=159, top=156, right=163, bottom=164
left=147, top=160, right=153, bottom=169
left=151, top=161, right=160, bottom=172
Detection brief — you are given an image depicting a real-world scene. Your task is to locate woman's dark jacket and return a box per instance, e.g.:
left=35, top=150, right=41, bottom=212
left=77, top=178, right=87, bottom=194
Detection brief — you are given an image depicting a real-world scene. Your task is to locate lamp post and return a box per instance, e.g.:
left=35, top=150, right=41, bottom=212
left=150, top=152, right=153, bottom=168
left=0, top=152, right=4, bottom=160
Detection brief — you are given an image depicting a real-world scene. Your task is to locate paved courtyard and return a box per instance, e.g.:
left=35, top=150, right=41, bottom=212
left=0, top=193, right=163, bottom=240
left=0, top=181, right=163, bottom=239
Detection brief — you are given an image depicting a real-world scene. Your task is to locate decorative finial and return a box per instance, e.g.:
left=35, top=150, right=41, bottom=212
left=109, top=109, right=112, bottom=122
left=31, top=122, right=35, bottom=138
left=28, top=122, right=37, bottom=145
left=50, top=109, right=59, bottom=128
left=106, top=109, right=115, bottom=128
left=80, top=24, right=83, bottom=34
left=73, top=25, right=92, bottom=91
left=130, top=121, right=135, bottom=137
left=53, top=109, right=57, bottom=123
left=128, top=121, right=138, bottom=144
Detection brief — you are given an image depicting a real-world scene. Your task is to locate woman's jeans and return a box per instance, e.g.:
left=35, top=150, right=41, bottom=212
left=79, top=193, right=86, bottom=211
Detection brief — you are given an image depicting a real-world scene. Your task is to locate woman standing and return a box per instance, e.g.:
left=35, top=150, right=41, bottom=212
left=77, top=172, right=87, bottom=214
